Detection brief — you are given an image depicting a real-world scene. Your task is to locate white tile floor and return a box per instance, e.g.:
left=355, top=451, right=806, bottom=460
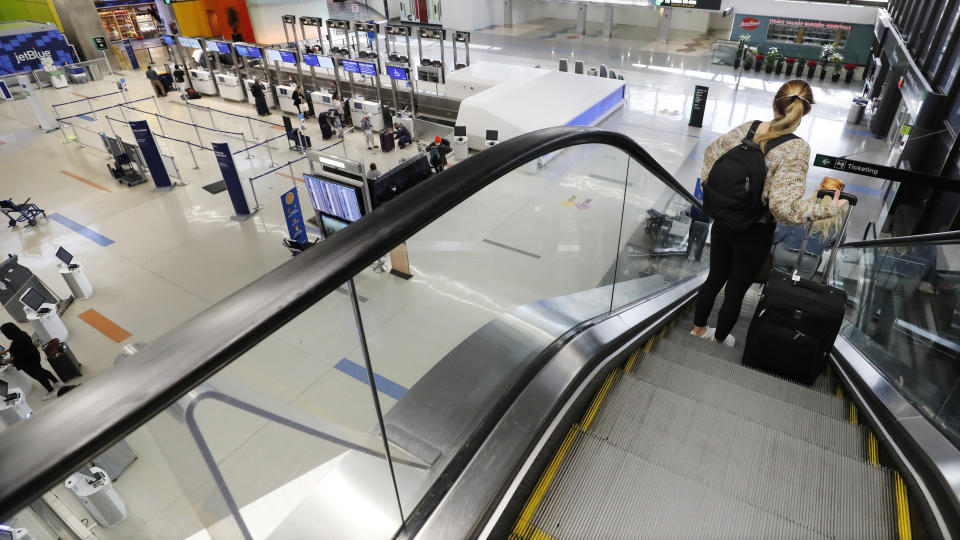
left=0, top=17, right=891, bottom=539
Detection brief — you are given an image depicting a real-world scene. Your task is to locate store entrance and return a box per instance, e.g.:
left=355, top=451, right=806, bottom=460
left=96, top=2, right=160, bottom=42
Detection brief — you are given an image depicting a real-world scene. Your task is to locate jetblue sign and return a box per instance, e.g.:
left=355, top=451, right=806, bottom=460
left=0, top=30, right=75, bottom=75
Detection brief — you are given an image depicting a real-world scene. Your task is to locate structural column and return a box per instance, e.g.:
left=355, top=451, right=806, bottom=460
left=504, top=0, right=513, bottom=28
left=603, top=6, right=614, bottom=38
left=576, top=4, right=588, bottom=35
left=657, top=7, right=671, bottom=44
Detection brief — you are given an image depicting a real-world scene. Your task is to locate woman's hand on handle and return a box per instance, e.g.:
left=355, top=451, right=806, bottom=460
left=830, top=189, right=849, bottom=211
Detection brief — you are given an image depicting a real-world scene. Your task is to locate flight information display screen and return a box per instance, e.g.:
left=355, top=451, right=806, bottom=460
left=266, top=49, right=283, bottom=62
left=341, top=59, right=360, bottom=73
left=304, top=174, right=364, bottom=222
left=211, top=41, right=232, bottom=54
left=279, top=50, right=298, bottom=63
left=177, top=37, right=202, bottom=49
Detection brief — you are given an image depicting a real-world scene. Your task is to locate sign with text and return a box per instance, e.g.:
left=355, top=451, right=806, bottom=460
left=92, top=36, right=108, bottom=51
left=768, top=18, right=852, bottom=31
left=357, top=61, right=377, bottom=76
left=303, top=53, right=335, bottom=69
left=130, top=120, right=172, bottom=188
left=386, top=65, right=408, bottom=81
left=0, top=30, right=75, bottom=75
left=234, top=45, right=262, bottom=58
left=656, top=0, right=722, bottom=9
left=814, top=154, right=959, bottom=190
left=279, top=50, right=298, bottom=63
left=689, top=85, right=709, bottom=128
left=341, top=59, right=360, bottom=73
left=210, top=41, right=232, bottom=54
left=0, top=80, right=11, bottom=100
left=213, top=142, right=251, bottom=216
left=281, top=188, right=309, bottom=243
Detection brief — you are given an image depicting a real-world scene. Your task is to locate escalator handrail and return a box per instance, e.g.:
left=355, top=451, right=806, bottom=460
left=0, top=125, right=699, bottom=521
left=839, top=230, right=960, bottom=249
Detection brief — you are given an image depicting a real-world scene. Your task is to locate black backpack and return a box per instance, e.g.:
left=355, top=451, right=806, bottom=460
left=702, top=120, right=797, bottom=230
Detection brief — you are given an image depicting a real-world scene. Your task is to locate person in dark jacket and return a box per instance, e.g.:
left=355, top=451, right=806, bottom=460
left=426, top=135, right=452, bottom=174
left=251, top=78, right=269, bottom=116
left=1, top=323, right=60, bottom=400
left=292, top=85, right=305, bottom=115
left=173, top=64, right=186, bottom=99
left=393, top=122, right=412, bottom=148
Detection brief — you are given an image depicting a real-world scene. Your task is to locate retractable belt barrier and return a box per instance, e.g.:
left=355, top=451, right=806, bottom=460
left=51, top=91, right=122, bottom=109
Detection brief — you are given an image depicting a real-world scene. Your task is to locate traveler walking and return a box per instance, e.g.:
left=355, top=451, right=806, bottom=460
left=146, top=64, right=166, bottom=97
left=690, top=80, right=848, bottom=347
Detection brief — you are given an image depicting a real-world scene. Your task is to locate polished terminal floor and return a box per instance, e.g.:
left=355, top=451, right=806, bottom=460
left=0, top=17, right=891, bottom=539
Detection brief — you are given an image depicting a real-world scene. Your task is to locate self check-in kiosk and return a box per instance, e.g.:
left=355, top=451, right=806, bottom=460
left=209, top=40, right=245, bottom=101
left=452, top=31, right=470, bottom=70
left=236, top=44, right=275, bottom=109
left=281, top=15, right=306, bottom=89
left=305, top=53, right=337, bottom=110
left=416, top=27, right=446, bottom=85
left=300, top=16, right=327, bottom=93
left=179, top=37, right=217, bottom=95
left=326, top=19, right=353, bottom=96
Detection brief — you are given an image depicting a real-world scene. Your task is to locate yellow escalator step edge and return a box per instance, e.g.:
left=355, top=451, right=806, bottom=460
left=514, top=425, right=579, bottom=530
left=581, top=370, right=618, bottom=431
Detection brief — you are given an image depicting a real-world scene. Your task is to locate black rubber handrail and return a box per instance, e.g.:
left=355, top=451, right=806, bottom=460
left=0, top=126, right=700, bottom=520
left=840, top=230, right=960, bottom=249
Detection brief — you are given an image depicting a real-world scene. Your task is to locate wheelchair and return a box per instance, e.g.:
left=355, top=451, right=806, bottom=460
left=1, top=198, right=46, bottom=228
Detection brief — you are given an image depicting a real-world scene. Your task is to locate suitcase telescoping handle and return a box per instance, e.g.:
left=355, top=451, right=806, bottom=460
left=793, top=189, right=858, bottom=284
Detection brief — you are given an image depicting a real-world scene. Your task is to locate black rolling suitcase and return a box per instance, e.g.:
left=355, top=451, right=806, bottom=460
left=44, top=339, right=82, bottom=382
left=379, top=130, right=395, bottom=152
left=318, top=115, right=333, bottom=140
left=741, top=190, right=857, bottom=386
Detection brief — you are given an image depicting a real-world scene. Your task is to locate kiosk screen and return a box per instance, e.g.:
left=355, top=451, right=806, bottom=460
left=266, top=49, right=283, bottom=62
left=56, top=247, right=73, bottom=265
left=161, top=35, right=175, bottom=46
left=320, top=214, right=350, bottom=237
left=341, top=59, right=360, bottom=73
left=279, top=50, right=298, bottom=63
left=21, top=288, right=46, bottom=311
left=454, top=125, right=466, bottom=137
left=486, top=130, right=499, bottom=141
left=358, top=61, right=377, bottom=76
left=235, top=45, right=262, bottom=58
left=303, top=174, right=364, bottom=222
left=212, top=41, right=232, bottom=54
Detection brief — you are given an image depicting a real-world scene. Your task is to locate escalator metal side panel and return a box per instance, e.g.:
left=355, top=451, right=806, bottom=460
left=405, top=276, right=704, bottom=540
left=833, top=335, right=960, bottom=540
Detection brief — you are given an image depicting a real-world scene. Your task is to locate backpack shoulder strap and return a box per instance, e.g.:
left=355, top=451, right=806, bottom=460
left=744, top=120, right=763, bottom=142
left=764, top=133, right=800, bottom=154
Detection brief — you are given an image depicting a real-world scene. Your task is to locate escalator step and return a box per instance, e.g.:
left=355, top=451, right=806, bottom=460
left=629, top=356, right=867, bottom=459
left=530, top=434, right=832, bottom=539
left=588, top=378, right=896, bottom=539
left=647, top=340, right=847, bottom=420
left=663, top=328, right=838, bottom=395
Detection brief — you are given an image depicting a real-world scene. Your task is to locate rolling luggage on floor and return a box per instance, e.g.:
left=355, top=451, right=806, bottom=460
left=44, top=338, right=82, bottom=382
left=318, top=114, right=333, bottom=140
left=379, top=130, right=395, bottom=152
left=741, top=189, right=857, bottom=386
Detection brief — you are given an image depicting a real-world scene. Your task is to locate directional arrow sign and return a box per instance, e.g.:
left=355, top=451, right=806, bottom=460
left=814, top=154, right=959, bottom=190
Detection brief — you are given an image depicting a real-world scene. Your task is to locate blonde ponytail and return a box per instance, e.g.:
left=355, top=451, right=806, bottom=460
left=755, top=79, right=815, bottom=152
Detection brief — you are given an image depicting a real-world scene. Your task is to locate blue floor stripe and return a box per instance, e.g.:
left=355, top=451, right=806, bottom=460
left=75, top=114, right=96, bottom=122
left=841, top=183, right=885, bottom=196
left=844, top=127, right=877, bottom=138
left=49, top=213, right=114, bottom=246
left=335, top=358, right=408, bottom=400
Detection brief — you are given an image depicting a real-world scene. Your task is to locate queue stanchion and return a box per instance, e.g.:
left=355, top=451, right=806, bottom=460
left=247, top=117, right=259, bottom=141
left=207, top=107, right=216, bottom=130
left=248, top=177, right=263, bottom=211
left=242, top=132, right=252, bottom=160
left=287, top=162, right=299, bottom=191
left=155, top=111, right=166, bottom=137
left=58, top=118, right=70, bottom=144
left=86, top=98, right=97, bottom=120
left=187, top=140, right=200, bottom=169
left=265, top=135, right=277, bottom=167
left=118, top=103, right=129, bottom=123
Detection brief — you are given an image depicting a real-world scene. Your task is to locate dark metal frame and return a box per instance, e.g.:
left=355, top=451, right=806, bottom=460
left=840, top=229, right=960, bottom=248
left=0, top=126, right=701, bottom=522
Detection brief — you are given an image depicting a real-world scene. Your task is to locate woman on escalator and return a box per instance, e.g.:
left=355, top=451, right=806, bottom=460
left=689, top=80, right=848, bottom=347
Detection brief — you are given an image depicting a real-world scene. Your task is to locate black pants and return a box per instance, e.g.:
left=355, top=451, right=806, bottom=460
left=694, top=221, right=774, bottom=340
left=20, top=363, right=59, bottom=392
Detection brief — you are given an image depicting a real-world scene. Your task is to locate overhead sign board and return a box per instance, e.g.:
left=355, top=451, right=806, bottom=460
left=279, top=50, right=298, bottom=63
left=341, top=59, right=360, bottom=73
left=386, top=65, right=408, bottom=80
left=234, top=45, right=262, bottom=58
left=357, top=61, right=377, bottom=76
left=177, top=36, right=202, bottom=49
left=0, top=29, right=75, bottom=75
left=656, top=0, right=721, bottom=8
left=303, top=53, right=335, bottom=69
left=266, top=48, right=283, bottom=62
left=814, top=154, right=959, bottom=189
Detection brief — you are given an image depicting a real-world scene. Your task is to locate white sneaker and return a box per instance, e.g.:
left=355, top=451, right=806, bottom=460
left=41, top=390, right=57, bottom=401
left=701, top=328, right=716, bottom=340
left=714, top=334, right=736, bottom=348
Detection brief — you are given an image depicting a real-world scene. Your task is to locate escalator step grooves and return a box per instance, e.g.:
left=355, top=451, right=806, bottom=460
left=586, top=377, right=895, bottom=538
left=530, top=435, right=834, bottom=539
left=629, top=356, right=867, bottom=459
left=648, top=339, right=847, bottom=420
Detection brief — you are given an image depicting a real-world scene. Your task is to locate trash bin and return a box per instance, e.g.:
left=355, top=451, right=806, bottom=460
left=847, top=98, right=867, bottom=124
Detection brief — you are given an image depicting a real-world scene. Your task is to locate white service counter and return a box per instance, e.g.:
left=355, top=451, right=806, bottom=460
left=216, top=73, right=245, bottom=101
left=189, top=68, right=217, bottom=95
